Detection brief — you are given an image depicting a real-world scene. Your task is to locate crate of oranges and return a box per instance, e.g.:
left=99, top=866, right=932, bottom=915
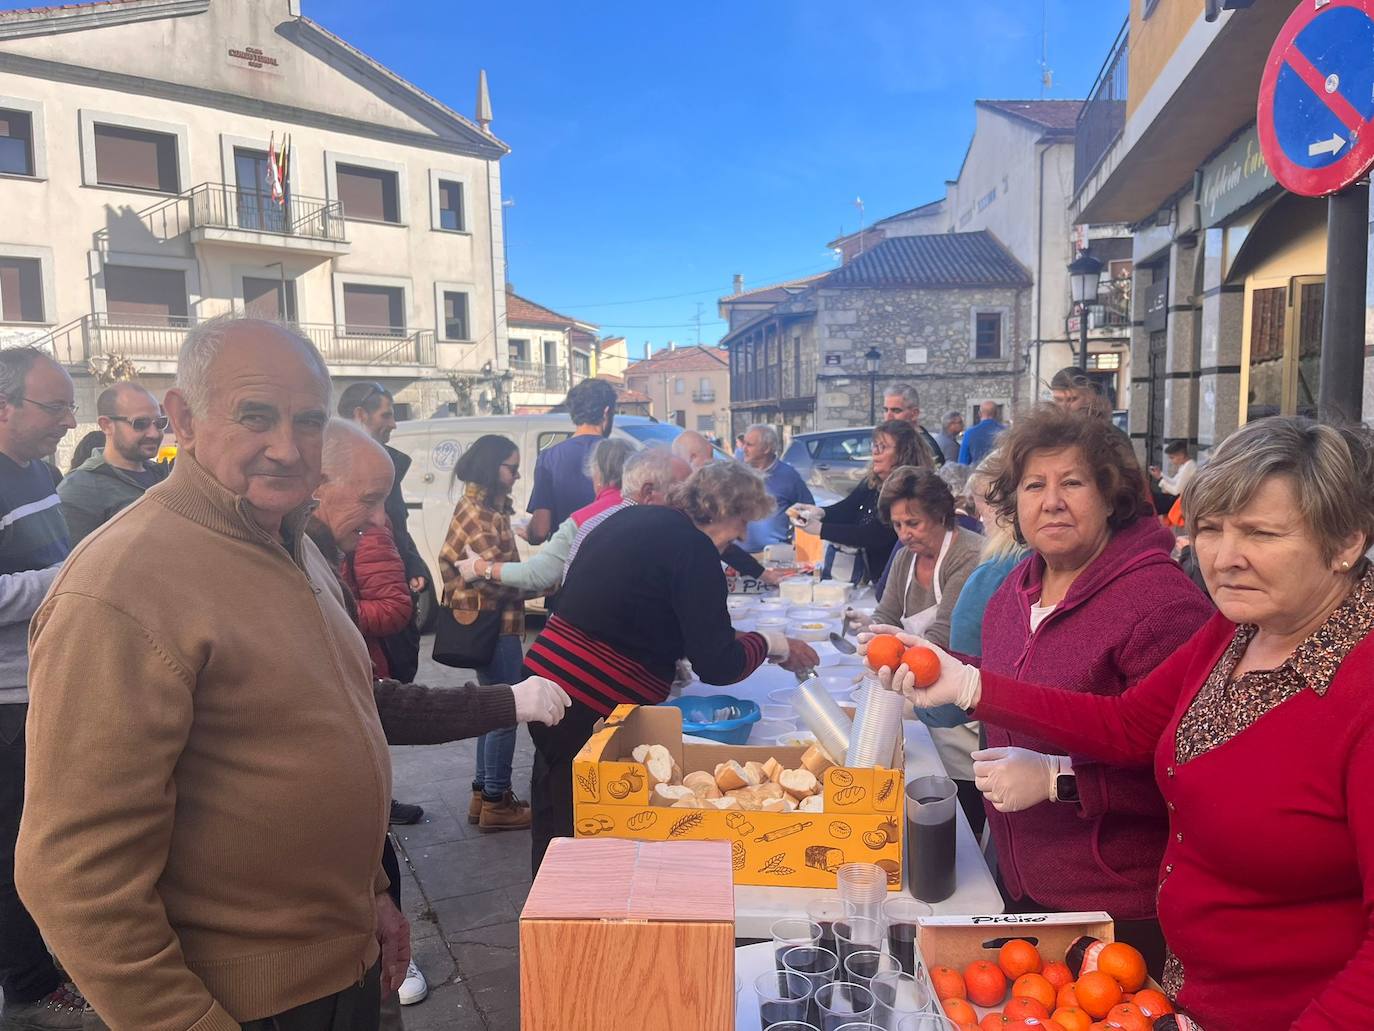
left=917, top=912, right=1174, bottom=1030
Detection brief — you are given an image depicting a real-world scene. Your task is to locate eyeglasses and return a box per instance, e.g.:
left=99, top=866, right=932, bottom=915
left=500, top=462, right=520, bottom=477
left=110, top=415, right=169, bottom=432
left=871, top=443, right=892, bottom=454
left=19, top=397, right=77, bottom=417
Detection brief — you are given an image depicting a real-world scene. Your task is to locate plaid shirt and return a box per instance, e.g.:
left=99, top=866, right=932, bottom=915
left=438, top=484, right=525, bottom=636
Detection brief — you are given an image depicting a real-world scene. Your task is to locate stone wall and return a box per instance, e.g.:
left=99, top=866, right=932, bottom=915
left=810, top=285, right=1030, bottom=429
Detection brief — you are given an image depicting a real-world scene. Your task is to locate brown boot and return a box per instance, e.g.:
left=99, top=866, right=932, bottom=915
left=468, top=789, right=482, bottom=825
left=478, top=790, right=532, bottom=832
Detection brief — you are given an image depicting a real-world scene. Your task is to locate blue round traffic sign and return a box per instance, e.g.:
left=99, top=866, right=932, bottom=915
left=1258, top=0, right=1374, bottom=197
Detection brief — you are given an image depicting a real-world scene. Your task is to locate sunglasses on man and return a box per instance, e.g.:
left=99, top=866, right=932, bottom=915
left=110, top=415, right=170, bottom=432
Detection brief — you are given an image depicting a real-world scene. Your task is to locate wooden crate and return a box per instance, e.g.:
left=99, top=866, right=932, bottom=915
left=519, top=837, right=735, bottom=1031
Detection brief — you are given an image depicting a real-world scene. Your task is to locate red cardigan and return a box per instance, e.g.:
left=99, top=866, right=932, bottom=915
left=340, top=525, right=413, bottom=679
left=979, top=517, right=1214, bottom=918
left=976, top=612, right=1374, bottom=1030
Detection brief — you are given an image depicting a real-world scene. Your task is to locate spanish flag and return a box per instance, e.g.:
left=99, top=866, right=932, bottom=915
left=267, top=132, right=290, bottom=205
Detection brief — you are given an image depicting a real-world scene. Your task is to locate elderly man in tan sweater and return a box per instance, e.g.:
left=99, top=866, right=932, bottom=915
left=17, top=318, right=405, bottom=1031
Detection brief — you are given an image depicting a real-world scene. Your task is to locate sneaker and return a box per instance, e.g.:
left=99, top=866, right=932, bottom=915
left=398, top=959, right=428, bottom=1006
left=467, top=788, right=482, bottom=825
left=477, top=790, right=532, bottom=832
left=389, top=800, right=424, bottom=826
left=2, top=983, right=88, bottom=1030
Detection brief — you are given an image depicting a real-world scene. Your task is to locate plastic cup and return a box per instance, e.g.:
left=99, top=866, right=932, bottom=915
left=766, top=1024, right=821, bottom=1031
left=897, top=1015, right=957, bottom=1030
left=871, top=970, right=933, bottom=1025
left=836, top=863, right=888, bottom=924
left=754, top=969, right=812, bottom=1027
left=772, top=918, right=822, bottom=972
left=842, top=949, right=900, bottom=991
left=806, top=898, right=849, bottom=957
left=833, top=915, right=883, bottom=969
left=832, top=1024, right=883, bottom=1031
left=881, top=898, right=933, bottom=977
left=783, top=946, right=839, bottom=1027
left=814, top=982, right=875, bottom=1031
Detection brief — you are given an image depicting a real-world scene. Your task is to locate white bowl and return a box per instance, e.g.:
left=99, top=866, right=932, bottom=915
left=776, top=730, right=817, bottom=748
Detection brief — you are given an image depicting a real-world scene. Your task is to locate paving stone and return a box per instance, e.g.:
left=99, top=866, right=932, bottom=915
left=430, top=888, right=519, bottom=934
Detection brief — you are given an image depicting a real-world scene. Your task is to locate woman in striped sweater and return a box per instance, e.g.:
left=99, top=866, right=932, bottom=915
left=524, top=460, right=821, bottom=872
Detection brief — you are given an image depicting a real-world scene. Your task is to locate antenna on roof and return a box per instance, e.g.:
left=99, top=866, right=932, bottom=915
left=1039, top=0, right=1053, bottom=97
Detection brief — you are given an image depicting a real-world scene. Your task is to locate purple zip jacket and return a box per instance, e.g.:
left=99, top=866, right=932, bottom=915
left=979, top=516, right=1214, bottom=918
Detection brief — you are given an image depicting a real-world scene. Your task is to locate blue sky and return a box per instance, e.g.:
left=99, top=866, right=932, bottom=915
left=6, top=0, right=1129, bottom=356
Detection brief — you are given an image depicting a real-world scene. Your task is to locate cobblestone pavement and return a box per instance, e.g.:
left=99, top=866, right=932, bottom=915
left=385, top=634, right=535, bottom=1031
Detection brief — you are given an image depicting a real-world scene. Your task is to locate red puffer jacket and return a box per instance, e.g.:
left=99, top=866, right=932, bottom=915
left=341, top=525, right=414, bottom=679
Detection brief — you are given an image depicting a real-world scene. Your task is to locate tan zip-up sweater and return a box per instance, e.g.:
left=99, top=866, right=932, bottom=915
left=17, top=452, right=391, bottom=1030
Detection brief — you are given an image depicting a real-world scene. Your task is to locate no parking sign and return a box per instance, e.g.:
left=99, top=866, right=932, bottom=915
left=1257, top=0, right=1374, bottom=197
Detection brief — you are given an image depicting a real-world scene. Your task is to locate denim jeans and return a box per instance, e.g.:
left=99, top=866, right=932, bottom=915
left=472, top=635, right=522, bottom=801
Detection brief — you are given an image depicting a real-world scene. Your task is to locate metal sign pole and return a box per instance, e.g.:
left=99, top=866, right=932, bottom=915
left=1318, top=181, right=1369, bottom=424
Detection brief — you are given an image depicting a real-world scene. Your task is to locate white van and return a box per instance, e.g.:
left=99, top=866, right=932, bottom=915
left=389, top=414, right=721, bottom=615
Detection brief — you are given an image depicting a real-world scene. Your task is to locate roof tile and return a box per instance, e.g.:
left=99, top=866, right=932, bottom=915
left=624, top=346, right=728, bottom=374
left=823, top=231, right=1031, bottom=289
left=976, top=99, right=1084, bottom=134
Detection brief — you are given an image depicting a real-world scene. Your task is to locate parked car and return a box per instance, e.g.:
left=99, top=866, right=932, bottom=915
left=782, top=427, right=874, bottom=496
left=389, top=414, right=726, bottom=627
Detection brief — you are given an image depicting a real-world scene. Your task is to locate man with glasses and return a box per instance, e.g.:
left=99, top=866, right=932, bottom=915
left=58, top=382, right=169, bottom=545
left=0, top=347, right=85, bottom=1030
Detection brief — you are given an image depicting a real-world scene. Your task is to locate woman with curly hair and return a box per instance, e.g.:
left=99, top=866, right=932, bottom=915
left=522, top=458, right=821, bottom=871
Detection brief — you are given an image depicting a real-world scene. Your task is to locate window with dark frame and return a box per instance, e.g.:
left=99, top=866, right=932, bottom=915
left=442, top=290, right=470, bottom=340
left=974, top=312, right=1003, bottom=359
left=0, top=110, right=34, bottom=177
left=341, top=283, right=405, bottom=334
left=437, top=179, right=465, bottom=231
left=93, top=124, right=180, bottom=193
left=336, top=163, right=400, bottom=223
left=0, top=257, right=43, bottom=322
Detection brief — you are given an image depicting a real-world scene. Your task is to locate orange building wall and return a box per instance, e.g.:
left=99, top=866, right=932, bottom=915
left=1126, top=0, right=1205, bottom=119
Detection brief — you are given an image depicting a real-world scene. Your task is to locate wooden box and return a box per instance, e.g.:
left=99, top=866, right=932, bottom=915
left=572, top=704, right=903, bottom=889
left=519, top=837, right=735, bottom=1031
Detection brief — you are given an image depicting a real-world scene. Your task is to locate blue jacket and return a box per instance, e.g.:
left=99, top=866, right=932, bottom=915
left=740, top=459, right=813, bottom=553
left=958, top=418, right=1005, bottom=466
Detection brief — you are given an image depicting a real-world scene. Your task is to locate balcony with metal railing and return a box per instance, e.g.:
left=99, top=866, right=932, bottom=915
left=692, top=388, right=716, bottom=403
left=41, top=314, right=434, bottom=368
left=1074, top=20, right=1129, bottom=196
left=98, top=182, right=350, bottom=259
left=507, top=360, right=589, bottom=396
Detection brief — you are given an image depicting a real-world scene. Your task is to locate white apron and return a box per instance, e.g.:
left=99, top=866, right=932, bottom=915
left=901, top=531, right=979, bottom=784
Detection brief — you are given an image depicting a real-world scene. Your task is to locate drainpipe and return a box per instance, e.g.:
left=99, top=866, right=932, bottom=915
left=1033, top=141, right=1048, bottom=407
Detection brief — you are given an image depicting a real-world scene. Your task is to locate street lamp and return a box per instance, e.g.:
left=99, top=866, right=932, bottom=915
left=864, top=346, right=882, bottom=424
left=1068, top=251, right=1103, bottom=374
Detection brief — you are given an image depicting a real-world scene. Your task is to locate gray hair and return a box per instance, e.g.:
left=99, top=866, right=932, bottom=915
left=321, top=417, right=389, bottom=480
left=745, top=423, right=780, bottom=456
left=0, top=346, right=50, bottom=403
left=1186, top=416, right=1374, bottom=564
left=622, top=445, right=681, bottom=499
left=586, top=436, right=633, bottom=489
left=942, top=410, right=963, bottom=429
left=176, top=315, right=331, bottom=416
left=883, top=382, right=920, bottom=408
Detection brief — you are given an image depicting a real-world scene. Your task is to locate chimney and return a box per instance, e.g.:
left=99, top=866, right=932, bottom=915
left=732, top=274, right=744, bottom=295
left=668, top=341, right=677, bottom=351
left=476, top=69, right=493, bottom=131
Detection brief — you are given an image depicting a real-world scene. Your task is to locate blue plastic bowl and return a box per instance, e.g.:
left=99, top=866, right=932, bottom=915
left=663, top=695, right=760, bottom=745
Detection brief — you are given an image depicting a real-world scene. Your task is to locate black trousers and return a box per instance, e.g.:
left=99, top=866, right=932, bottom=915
left=239, top=963, right=381, bottom=1031
left=954, top=778, right=987, bottom=840
left=0, top=703, right=61, bottom=1004
left=527, top=698, right=602, bottom=877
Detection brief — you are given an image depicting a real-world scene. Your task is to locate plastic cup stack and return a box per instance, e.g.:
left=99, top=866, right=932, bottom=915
left=792, top=676, right=853, bottom=764
left=846, top=680, right=905, bottom=768
left=835, top=863, right=889, bottom=924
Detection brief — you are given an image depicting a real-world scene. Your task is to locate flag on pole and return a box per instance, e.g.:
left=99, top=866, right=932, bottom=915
left=267, top=132, right=286, bottom=205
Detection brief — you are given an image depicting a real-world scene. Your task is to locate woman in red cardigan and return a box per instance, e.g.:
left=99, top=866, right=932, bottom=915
left=889, top=416, right=1374, bottom=1030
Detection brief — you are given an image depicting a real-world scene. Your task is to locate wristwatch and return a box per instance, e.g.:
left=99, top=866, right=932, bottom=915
left=1052, top=756, right=1078, bottom=803
left=480, top=561, right=493, bottom=581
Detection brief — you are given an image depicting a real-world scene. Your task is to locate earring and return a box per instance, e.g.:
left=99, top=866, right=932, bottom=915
left=1340, top=560, right=1352, bottom=572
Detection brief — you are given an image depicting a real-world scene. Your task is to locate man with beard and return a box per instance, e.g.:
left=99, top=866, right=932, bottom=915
left=58, top=383, right=168, bottom=545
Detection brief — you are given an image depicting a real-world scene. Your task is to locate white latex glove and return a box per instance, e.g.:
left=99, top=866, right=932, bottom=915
left=511, top=676, right=571, bottom=726
left=972, top=747, right=1063, bottom=813
left=789, top=503, right=824, bottom=531
left=858, top=631, right=981, bottom=711
left=455, top=555, right=484, bottom=582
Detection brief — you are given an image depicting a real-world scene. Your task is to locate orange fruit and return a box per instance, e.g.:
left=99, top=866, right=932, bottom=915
left=1056, top=983, right=1080, bottom=1010
left=1005, top=1021, right=1067, bottom=1031
left=944, top=998, right=979, bottom=1024
left=1130, top=989, right=1173, bottom=1018
left=982, top=1015, right=1013, bottom=1031
left=866, top=633, right=905, bottom=672
left=902, top=644, right=942, bottom=687
left=1105, top=1004, right=1151, bottom=1031
left=1006, top=997, right=1051, bottom=1019
left=998, top=939, right=1044, bottom=979
left=932, top=965, right=968, bottom=1001
left=1043, top=961, right=1073, bottom=990
left=1096, top=942, right=1147, bottom=993
left=1075, top=971, right=1124, bottom=1018
left=965, top=959, right=1009, bottom=1007
left=1011, top=973, right=1056, bottom=1011
left=1051, top=1007, right=1093, bottom=1031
